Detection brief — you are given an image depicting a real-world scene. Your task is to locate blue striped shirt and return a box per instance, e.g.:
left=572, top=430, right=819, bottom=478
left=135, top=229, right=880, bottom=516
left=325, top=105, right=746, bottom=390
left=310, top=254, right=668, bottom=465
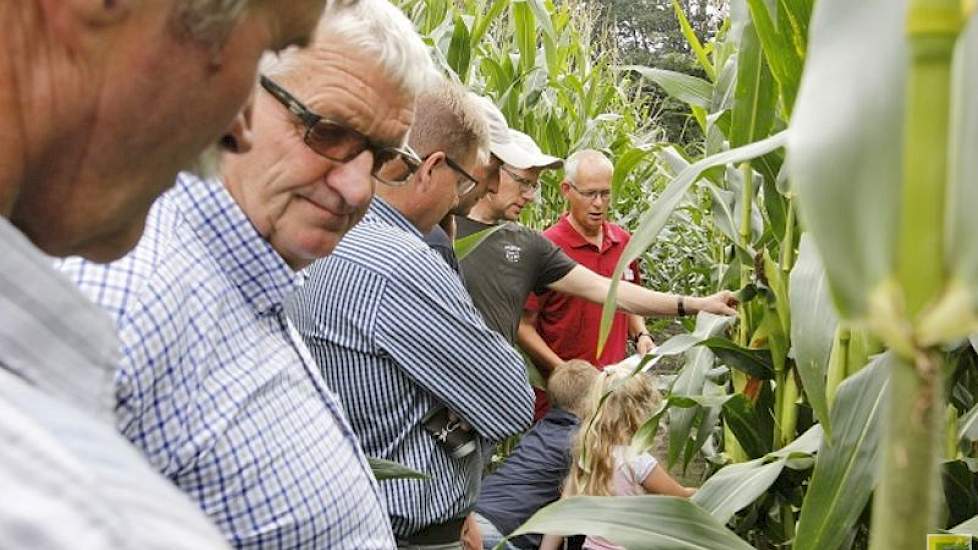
left=0, top=216, right=230, bottom=549
left=58, top=173, right=395, bottom=549
left=287, top=197, right=534, bottom=537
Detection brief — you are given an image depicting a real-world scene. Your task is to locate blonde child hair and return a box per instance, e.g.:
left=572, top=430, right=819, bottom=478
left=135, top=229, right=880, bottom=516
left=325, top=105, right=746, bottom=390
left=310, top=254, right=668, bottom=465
left=547, top=359, right=600, bottom=419
left=565, top=362, right=663, bottom=497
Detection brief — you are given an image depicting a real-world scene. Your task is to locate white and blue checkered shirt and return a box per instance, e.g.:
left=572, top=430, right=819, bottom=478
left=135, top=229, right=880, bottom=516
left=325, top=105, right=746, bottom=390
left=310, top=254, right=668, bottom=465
left=0, top=217, right=230, bottom=549
left=286, top=198, right=534, bottom=537
left=58, top=173, right=395, bottom=549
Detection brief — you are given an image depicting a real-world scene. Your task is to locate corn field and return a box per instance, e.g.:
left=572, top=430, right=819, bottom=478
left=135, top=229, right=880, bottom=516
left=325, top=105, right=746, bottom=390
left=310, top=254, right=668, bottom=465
left=396, top=0, right=978, bottom=548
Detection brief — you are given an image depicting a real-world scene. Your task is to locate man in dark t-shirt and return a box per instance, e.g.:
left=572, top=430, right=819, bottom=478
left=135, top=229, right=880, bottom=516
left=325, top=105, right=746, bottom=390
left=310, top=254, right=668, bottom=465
left=455, top=216, right=575, bottom=344
left=460, top=129, right=739, bottom=348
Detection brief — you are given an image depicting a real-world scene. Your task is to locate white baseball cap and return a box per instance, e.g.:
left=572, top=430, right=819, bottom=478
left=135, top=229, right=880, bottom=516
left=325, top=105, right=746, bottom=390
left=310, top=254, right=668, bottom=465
left=470, top=95, right=563, bottom=170
left=492, top=129, right=563, bottom=170
left=470, top=94, right=511, bottom=149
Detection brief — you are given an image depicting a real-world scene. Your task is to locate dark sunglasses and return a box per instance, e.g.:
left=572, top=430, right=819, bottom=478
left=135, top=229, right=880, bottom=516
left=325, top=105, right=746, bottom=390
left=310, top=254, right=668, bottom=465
left=260, top=76, right=420, bottom=186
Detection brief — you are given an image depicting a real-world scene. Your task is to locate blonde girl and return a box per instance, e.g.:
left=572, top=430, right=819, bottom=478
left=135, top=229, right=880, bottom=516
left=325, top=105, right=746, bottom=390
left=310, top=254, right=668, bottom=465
left=540, top=362, right=695, bottom=550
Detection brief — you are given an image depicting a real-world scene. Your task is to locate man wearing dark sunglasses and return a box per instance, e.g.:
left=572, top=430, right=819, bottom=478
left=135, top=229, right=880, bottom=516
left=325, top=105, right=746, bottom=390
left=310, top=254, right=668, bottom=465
left=287, top=79, right=533, bottom=550
left=58, top=2, right=433, bottom=547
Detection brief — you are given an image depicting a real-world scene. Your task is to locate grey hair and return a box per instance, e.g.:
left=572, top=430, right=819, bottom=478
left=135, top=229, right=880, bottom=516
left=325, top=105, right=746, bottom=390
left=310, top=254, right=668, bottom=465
left=260, top=0, right=436, bottom=99
left=564, top=149, right=613, bottom=184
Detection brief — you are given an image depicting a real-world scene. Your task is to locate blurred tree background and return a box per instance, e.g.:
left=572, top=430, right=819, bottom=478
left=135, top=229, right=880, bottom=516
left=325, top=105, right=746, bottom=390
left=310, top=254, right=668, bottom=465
left=594, top=0, right=727, bottom=144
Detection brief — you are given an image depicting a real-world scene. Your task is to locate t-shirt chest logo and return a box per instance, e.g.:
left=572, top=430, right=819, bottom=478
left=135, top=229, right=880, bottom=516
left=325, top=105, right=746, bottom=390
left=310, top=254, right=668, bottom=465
left=503, top=244, right=522, bottom=263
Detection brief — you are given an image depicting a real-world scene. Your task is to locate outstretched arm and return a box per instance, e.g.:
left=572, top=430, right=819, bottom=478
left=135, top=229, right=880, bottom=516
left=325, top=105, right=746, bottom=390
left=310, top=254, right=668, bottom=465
left=548, top=265, right=738, bottom=318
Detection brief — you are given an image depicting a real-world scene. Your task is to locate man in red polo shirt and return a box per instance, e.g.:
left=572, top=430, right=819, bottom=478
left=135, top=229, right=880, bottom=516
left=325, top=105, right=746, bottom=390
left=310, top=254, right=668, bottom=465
left=520, top=150, right=655, bottom=419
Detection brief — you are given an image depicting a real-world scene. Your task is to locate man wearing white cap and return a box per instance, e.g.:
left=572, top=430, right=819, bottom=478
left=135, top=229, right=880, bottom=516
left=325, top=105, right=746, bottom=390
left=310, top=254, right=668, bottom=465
left=457, top=129, right=740, bottom=348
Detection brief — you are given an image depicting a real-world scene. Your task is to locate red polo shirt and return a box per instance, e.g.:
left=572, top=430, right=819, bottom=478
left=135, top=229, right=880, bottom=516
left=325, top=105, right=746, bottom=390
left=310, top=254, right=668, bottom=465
left=525, top=216, right=642, bottom=417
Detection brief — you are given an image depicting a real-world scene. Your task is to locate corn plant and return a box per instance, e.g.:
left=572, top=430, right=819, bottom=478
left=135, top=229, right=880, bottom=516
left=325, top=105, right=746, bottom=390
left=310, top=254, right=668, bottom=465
left=494, top=1, right=978, bottom=549
left=396, top=0, right=978, bottom=548
left=395, top=0, right=720, bottom=300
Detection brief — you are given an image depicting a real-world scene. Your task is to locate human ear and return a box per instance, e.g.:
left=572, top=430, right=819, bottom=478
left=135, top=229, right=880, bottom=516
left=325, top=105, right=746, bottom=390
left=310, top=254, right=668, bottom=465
left=417, top=151, right=445, bottom=191
left=220, top=87, right=256, bottom=154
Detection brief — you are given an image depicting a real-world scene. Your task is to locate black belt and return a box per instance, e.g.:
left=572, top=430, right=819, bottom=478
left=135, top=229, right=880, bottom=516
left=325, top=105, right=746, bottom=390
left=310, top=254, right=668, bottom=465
left=402, top=517, right=466, bottom=545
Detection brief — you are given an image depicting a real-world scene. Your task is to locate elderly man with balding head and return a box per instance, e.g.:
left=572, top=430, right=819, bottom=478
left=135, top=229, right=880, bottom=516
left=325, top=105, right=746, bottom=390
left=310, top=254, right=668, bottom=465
left=58, top=1, right=433, bottom=547
left=288, top=78, right=533, bottom=549
left=1, top=0, right=333, bottom=548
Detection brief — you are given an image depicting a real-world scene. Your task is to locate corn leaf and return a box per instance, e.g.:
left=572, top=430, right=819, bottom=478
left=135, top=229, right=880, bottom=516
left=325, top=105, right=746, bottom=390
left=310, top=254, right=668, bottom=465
left=951, top=514, right=978, bottom=535
left=729, top=19, right=776, bottom=148
left=699, top=338, right=775, bottom=380
left=664, top=314, right=734, bottom=466
left=694, top=459, right=785, bottom=523
left=941, top=18, right=978, bottom=333
left=788, top=0, right=906, bottom=320
left=454, top=223, right=506, bottom=261
left=789, top=235, right=838, bottom=435
left=470, top=0, right=509, bottom=47
left=625, top=65, right=714, bottom=109
left=598, top=132, right=788, bottom=355
left=368, top=457, right=431, bottom=481
left=745, top=0, right=803, bottom=116
left=671, top=0, right=716, bottom=81
left=693, top=425, right=822, bottom=523
left=794, top=353, right=893, bottom=550
left=507, top=495, right=754, bottom=550
left=512, top=0, right=535, bottom=73
left=447, top=15, right=472, bottom=82
left=722, top=393, right=771, bottom=459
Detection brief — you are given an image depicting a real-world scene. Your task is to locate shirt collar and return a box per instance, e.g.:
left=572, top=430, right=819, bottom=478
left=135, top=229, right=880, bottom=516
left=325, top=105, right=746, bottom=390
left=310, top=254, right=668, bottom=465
left=0, top=217, right=120, bottom=419
left=554, top=214, right=620, bottom=251
left=173, top=172, right=302, bottom=316
left=364, top=196, right=423, bottom=238
left=544, top=407, right=580, bottom=426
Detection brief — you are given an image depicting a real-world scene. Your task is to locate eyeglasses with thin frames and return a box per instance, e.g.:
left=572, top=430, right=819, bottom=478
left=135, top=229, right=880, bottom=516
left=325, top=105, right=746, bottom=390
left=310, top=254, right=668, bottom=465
left=259, top=76, right=420, bottom=186
left=501, top=165, right=539, bottom=195
left=567, top=181, right=612, bottom=202
left=393, top=151, right=480, bottom=197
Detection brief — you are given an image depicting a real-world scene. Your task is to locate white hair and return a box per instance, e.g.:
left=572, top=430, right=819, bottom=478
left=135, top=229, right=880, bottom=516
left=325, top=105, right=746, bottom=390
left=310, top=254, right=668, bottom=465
left=260, top=0, right=436, bottom=98
left=564, top=149, right=613, bottom=183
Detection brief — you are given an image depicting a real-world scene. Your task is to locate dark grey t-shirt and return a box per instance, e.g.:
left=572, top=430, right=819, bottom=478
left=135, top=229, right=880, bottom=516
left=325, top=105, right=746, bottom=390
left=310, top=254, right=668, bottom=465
left=455, top=216, right=577, bottom=344
left=422, top=225, right=462, bottom=276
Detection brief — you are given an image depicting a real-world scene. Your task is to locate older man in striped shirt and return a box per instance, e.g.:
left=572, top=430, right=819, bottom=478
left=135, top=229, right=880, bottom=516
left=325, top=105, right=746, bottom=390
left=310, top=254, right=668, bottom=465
left=1, top=0, right=333, bottom=548
left=57, top=2, right=435, bottom=547
left=288, top=79, right=534, bottom=549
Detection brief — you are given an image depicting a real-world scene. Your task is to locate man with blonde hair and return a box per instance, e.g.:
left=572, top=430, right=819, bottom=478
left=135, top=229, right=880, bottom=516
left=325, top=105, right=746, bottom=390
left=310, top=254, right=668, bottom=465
left=0, top=0, right=334, bottom=547
left=473, top=360, right=600, bottom=550
left=57, top=1, right=432, bottom=547
left=423, top=94, right=507, bottom=275
left=288, top=78, right=533, bottom=549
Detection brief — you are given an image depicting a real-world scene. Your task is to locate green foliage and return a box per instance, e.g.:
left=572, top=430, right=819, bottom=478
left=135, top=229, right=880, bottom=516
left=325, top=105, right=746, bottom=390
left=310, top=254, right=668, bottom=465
left=396, top=0, right=719, bottom=303
left=367, top=457, right=431, bottom=481
left=508, top=494, right=754, bottom=550
left=395, top=1, right=978, bottom=549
